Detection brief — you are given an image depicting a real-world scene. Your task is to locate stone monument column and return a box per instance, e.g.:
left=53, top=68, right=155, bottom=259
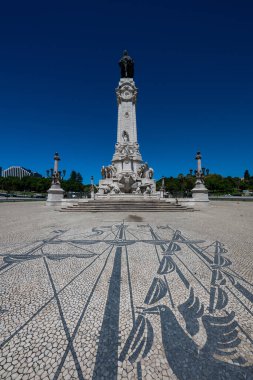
left=46, top=152, right=64, bottom=206
left=53, top=152, right=60, bottom=176
left=98, top=51, right=156, bottom=195
left=196, top=151, right=202, bottom=173
left=112, top=51, right=143, bottom=176
left=191, top=151, right=209, bottom=202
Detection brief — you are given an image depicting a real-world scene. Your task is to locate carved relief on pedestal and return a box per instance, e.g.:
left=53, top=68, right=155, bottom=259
left=116, top=82, right=137, bottom=105
left=114, top=142, right=138, bottom=159
left=100, top=164, right=117, bottom=179
left=137, top=163, right=154, bottom=179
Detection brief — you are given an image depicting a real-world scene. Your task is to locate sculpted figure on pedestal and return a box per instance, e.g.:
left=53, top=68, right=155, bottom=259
left=137, top=164, right=146, bottom=177
left=122, top=131, right=129, bottom=142
left=134, top=142, right=140, bottom=154
left=98, top=184, right=111, bottom=194
left=137, top=163, right=148, bottom=178
left=103, top=164, right=117, bottom=179
left=137, top=163, right=154, bottom=179
left=147, top=167, right=154, bottom=179
left=110, top=164, right=117, bottom=177
left=104, top=166, right=111, bottom=178
left=119, top=50, right=134, bottom=78
left=137, top=166, right=143, bottom=177
left=110, top=184, right=120, bottom=194
left=101, top=166, right=106, bottom=179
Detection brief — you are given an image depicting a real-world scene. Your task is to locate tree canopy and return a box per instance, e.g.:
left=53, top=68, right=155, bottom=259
left=156, top=172, right=253, bottom=196
left=1, top=170, right=253, bottom=196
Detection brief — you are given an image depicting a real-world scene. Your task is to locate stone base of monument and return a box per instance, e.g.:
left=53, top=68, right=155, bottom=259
left=96, top=193, right=160, bottom=201
left=60, top=197, right=196, bottom=212
left=97, top=176, right=156, bottom=197
left=46, top=185, right=64, bottom=206
left=191, top=180, right=209, bottom=202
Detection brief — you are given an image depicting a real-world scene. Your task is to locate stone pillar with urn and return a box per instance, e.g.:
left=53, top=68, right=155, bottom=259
left=191, top=151, right=209, bottom=202
left=46, top=152, right=65, bottom=206
left=160, top=176, right=165, bottom=198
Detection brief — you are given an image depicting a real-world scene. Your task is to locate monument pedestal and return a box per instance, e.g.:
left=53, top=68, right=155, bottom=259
left=191, top=179, right=209, bottom=201
left=46, top=184, right=64, bottom=206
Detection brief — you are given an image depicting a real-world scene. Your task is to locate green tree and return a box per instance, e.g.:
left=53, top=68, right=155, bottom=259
left=76, top=172, right=83, bottom=183
left=244, top=170, right=250, bottom=181
left=69, top=171, right=77, bottom=181
left=62, top=170, right=84, bottom=193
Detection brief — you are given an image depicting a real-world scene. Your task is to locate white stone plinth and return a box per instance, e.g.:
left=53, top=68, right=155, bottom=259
left=191, top=180, right=209, bottom=202
left=61, top=198, right=88, bottom=207
left=46, top=185, right=64, bottom=206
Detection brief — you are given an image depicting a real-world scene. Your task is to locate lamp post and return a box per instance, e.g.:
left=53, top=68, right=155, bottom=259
left=178, top=174, right=184, bottom=197
left=46, top=152, right=64, bottom=206
left=160, top=176, right=165, bottom=198
left=195, top=151, right=202, bottom=176
left=90, top=176, right=95, bottom=200
left=191, top=151, right=209, bottom=202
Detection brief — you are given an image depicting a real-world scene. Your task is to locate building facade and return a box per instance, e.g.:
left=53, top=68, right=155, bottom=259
left=2, top=166, right=42, bottom=179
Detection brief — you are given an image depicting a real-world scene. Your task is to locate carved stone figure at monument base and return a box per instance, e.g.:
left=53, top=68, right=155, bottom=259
left=110, top=184, right=120, bottom=194
left=148, top=167, right=154, bottom=179
left=101, top=166, right=106, bottom=179
left=144, top=185, right=152, bottom=195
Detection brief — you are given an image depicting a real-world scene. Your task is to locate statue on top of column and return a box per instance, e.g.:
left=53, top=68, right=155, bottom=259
left=119, top=50, right=134, bottom=78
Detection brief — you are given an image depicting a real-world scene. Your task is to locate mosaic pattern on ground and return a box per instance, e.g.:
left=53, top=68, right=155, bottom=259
left=0, top=222, right=253, bottom=379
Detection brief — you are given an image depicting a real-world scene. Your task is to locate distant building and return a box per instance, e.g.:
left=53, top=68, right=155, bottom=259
left=2, top=166, right=42, bottom=179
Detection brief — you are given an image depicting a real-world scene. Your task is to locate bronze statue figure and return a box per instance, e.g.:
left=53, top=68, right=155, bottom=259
left=119, top=50, right=134, bottom=78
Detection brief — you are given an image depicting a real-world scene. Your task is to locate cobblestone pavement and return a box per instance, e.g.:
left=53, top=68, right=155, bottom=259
left=0, top=202, right=253, bottom=379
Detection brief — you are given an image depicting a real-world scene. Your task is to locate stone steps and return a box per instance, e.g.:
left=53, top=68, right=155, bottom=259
left=60, top=200, right=195, bottom=212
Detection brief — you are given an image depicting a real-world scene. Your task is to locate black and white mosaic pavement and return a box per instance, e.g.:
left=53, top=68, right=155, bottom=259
left=1, top=222, right=253, bottom=379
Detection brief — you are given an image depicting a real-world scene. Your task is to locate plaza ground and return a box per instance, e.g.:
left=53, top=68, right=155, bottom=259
left=0, top=201, right=253, bottom=379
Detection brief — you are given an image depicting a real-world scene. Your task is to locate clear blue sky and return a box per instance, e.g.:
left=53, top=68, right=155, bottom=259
left=0, top=0, right=252, bottom=182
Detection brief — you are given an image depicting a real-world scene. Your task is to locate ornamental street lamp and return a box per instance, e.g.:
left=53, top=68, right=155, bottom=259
left=90, top=176, right=95, bottom=200
left=160, top=176, right=165, bottom=198
left=162, top=176, right=165, bottom=189
left=46, top=152, right=64, bottom=206
left=191, top=151, right=209, bottom=201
